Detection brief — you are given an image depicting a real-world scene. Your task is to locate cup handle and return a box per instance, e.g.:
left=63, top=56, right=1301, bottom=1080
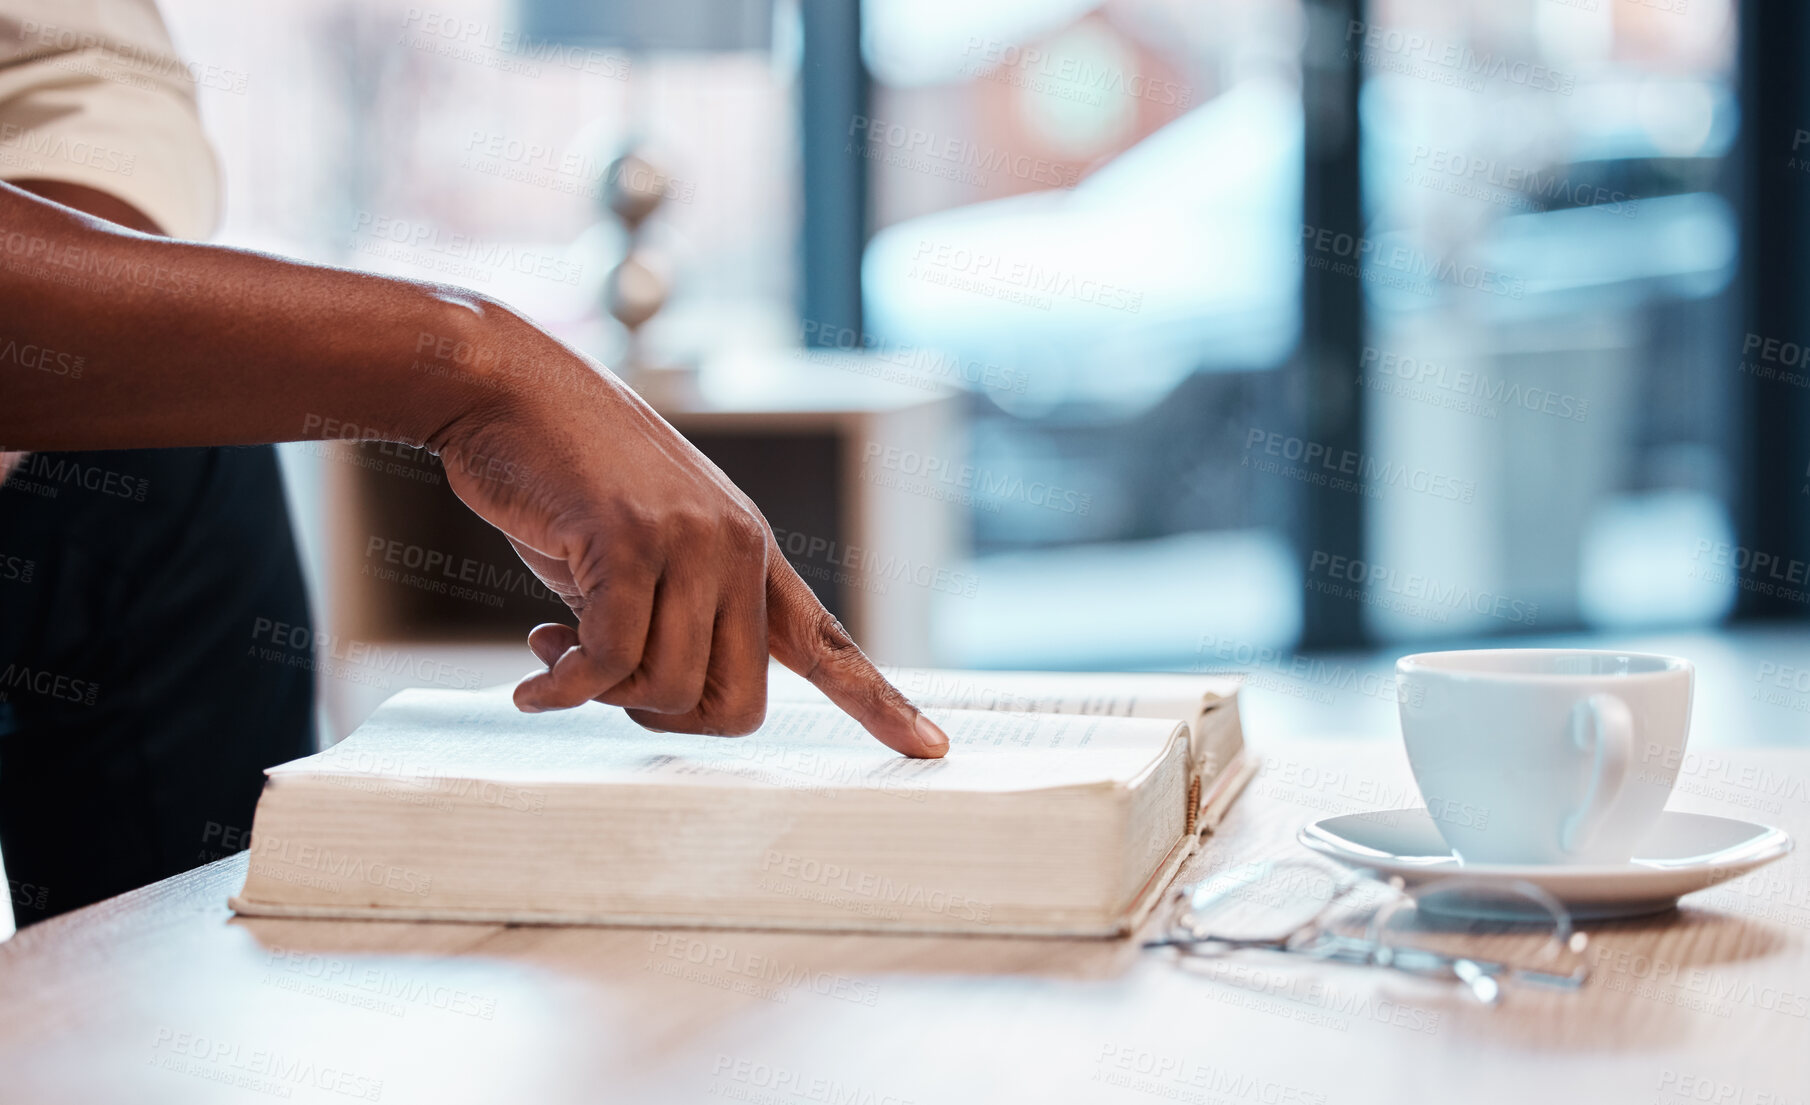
left=1561, top=693, right=1634, bottom=854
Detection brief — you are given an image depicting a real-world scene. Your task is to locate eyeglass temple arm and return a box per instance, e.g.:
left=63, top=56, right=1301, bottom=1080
left=1380, top=944, right=1589, bottom=990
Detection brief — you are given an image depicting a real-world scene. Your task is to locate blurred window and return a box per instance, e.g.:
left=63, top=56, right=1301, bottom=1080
left=859, top=0, right=1312, bottom=668
left=162, top=0, right=799, bottom=366
left=1358, top=0, right=1741, bottom=639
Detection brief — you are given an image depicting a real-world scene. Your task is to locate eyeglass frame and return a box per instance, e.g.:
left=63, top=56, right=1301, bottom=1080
left=1142, top=860, right=1591, bottom=1004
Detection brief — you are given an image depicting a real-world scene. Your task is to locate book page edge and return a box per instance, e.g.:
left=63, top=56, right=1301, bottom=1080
left=1196, top=752, right=1258, bottom=837
left=224, top=896, right=1137, bottom=940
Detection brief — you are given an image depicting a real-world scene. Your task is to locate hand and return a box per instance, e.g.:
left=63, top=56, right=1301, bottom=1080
left=430, top=306, right=949, bottom=758
left=0, top=185, right=942, bottom=755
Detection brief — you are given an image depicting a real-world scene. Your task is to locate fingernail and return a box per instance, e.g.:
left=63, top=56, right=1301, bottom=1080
left=913, top=712, right=949, bottom=753
left=517, top=698, right=544, bottom=714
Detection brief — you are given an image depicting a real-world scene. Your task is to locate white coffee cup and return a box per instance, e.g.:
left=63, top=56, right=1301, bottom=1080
left=1395, top=649, right=1693, bottom=866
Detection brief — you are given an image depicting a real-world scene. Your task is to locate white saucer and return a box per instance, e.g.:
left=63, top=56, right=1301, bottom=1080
left=1297, top=808, right=1793, bottom=920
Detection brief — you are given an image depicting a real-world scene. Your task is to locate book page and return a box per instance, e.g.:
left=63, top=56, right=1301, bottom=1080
left=275, top=685, right=1185, bottom=795
left=769, top=662, right=1238, bottom=725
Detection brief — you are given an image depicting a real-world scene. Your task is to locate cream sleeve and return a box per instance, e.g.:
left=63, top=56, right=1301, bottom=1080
left=0, top=2, right=223, bottom=239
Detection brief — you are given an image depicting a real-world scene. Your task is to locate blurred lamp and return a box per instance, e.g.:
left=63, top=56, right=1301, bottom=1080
left=514, top=0, right=776, bottom=386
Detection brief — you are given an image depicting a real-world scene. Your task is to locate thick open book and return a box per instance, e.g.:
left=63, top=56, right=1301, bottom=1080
left=230, top=666, right=1248, bottom=937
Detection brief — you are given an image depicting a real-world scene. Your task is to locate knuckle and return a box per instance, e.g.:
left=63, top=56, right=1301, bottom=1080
left=807, top=610, right=861, bottom=668
left=668, top=508, right=714, bottom=546
left=643, top=668, right=708, bottom=715
left=623, top=709, right=671, bottom=734
left=587, top=635, right=641, bottom=678
left=596, top=671, right=647, bottom=707
left=711, top=701, right=768, bottom=738
left=722, top=506, right=768, bottom=552
left=708, top=683, right=768, bottom=737
left=797, top=610, right=905, bottom=716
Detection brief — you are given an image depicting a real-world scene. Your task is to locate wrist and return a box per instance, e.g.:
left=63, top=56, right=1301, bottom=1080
left=376, top=288, right=534, bottom=452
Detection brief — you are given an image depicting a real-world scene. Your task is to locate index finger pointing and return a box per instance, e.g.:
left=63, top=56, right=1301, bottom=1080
left=764, top=553, right=948, bottom=758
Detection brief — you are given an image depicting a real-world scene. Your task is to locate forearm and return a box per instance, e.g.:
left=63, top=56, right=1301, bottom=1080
left=0, top=181, right=516, bottom=454
left=0, top=188, right=945, bottom=755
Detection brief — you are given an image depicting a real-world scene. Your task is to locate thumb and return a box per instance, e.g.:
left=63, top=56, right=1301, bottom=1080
left=765, top=553, right=948, bottom=758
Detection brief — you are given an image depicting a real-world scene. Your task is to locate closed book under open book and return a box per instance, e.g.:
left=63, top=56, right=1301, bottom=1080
left=230, top=667, right=1248, bottom=937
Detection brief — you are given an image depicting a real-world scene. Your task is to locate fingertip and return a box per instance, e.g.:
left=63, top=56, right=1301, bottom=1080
left=527, top=622, right=579, bottom=668
left=911, top=712, right=950, bottom=758
left=513, top=674, right=547, bottom=713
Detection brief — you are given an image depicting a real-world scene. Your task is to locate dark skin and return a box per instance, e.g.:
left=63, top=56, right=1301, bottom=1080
left=0, top=179, right=949, bottom=757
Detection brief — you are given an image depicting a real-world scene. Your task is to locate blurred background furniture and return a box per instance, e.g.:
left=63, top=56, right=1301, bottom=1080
left=115, top=0, right=1806, bottom=733
left=330, top=353, right=957, bottom=659
left=325, top=353, right=957, bottom=736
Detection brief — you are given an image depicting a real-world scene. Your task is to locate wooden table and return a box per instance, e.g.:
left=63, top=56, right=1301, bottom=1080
left=3, top=737, right=1805, bottom=1104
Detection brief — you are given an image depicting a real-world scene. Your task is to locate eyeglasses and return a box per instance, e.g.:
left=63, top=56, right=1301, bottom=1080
left=1143, top=859, right=1590, bottom=1004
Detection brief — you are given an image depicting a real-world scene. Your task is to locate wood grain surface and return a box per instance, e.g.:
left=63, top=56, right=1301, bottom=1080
left=2, top=735, right=1805, bottom=1105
